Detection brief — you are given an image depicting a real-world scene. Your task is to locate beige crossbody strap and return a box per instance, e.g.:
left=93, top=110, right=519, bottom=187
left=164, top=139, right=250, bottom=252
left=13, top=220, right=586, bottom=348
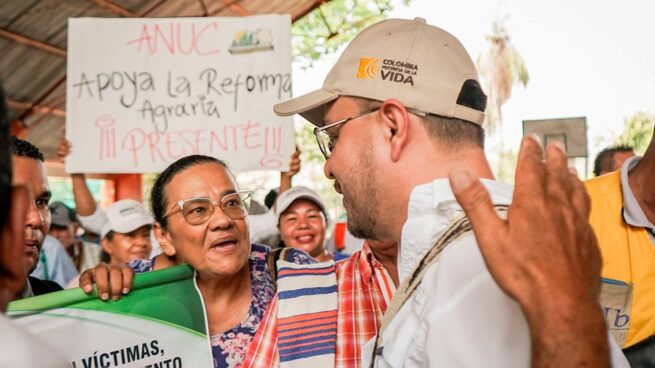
left=369, top=205, right=509, bottom=367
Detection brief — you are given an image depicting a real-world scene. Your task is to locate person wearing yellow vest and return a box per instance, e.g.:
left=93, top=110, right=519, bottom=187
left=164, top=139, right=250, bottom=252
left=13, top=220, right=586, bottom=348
left=586, top=128, right=655, bottom=367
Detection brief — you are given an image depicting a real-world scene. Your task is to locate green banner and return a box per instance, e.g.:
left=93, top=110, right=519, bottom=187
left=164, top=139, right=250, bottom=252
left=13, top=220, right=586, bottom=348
left=8, top=264, right=213, bottom=368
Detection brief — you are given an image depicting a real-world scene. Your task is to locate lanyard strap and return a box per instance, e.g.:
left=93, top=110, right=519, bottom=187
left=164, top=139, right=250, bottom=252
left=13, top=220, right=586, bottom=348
left=39, top=250, right=49, bottom=281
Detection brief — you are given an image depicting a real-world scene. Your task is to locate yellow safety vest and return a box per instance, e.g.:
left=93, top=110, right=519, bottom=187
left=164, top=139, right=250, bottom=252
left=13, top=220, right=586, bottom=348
left=586, top=171, right=655, bottom=348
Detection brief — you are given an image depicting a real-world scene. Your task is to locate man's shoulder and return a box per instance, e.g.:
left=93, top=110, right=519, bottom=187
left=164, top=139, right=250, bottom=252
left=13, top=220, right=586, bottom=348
left=418, top=231, right=497, bottom=299
left=584, top=172, right=625, bottom=227
left=584, top=171, right=622, bottom=198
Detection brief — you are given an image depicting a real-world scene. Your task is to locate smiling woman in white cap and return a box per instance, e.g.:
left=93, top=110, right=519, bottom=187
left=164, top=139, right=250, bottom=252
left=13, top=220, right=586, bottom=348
left=275, top=186, right=348, bottom=262
left=100, top=199, right=153, bottom=265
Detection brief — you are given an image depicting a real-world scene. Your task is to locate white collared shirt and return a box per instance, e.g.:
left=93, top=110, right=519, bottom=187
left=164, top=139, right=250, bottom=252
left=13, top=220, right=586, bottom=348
left=362, top=179, right=629, bottom=368
left=620, top=156, right=655, bottom=242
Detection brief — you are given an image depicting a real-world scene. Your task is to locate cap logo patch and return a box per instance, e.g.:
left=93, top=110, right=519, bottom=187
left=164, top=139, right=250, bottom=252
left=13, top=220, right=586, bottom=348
left=119, top=207, right=137, bottom=215
left=357, top=58, right=417, bottom=86
left=356, top=58, right=380, bottom=79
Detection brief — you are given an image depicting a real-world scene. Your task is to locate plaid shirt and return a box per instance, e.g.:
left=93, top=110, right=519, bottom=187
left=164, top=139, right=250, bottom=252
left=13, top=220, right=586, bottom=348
left=243, top=242, right=395, bottom=367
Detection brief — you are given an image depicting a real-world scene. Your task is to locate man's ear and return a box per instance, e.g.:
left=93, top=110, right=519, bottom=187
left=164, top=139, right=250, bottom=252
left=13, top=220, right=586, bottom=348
left=0, top=186, right=30, bottom=297
left=379, top=99, right=412, bottom=162
left=153, top=222, right=176, bottom=257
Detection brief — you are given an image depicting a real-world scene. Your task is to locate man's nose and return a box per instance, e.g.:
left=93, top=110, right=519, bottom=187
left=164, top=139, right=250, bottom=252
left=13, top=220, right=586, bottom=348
left=25, top=203, right=44, bottom=230
left=323, top=159, right=335, bottom=180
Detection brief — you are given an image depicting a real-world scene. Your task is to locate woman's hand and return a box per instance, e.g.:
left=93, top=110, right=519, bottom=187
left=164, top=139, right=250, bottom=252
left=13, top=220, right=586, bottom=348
left=79, top=262, right=134, bottom=301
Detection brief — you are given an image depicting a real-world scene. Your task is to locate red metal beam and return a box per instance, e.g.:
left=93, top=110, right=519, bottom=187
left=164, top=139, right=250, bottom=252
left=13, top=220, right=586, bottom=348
left=6, top=99, right=65, bottom=117
left=14, top=75, right=66, bottom=126
left=0, top=28, right=66, bottom=58
left=213, top=0, right=251, bottom=16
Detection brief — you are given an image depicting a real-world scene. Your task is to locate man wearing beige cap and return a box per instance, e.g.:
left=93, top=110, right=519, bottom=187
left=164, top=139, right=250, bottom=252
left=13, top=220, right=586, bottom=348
left=267, top=17, right=626, bottom=367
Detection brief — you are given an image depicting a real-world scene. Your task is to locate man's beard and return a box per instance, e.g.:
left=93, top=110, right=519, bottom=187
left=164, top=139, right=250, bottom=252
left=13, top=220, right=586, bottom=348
left=346, top=199, right=379, bottom=240
left=343, top=146, right=380, bottom=240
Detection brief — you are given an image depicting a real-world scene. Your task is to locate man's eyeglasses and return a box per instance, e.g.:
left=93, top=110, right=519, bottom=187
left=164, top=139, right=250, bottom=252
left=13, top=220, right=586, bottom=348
left=313, top=107, right=380, bottom=159
left=313, top=106, right=427, bottom=159
left=163, top=191, right=253, bottom=225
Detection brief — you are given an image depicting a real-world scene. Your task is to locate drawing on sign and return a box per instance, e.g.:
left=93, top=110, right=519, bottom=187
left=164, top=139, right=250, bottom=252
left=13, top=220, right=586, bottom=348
left=229, top=29, right=274, bottom=54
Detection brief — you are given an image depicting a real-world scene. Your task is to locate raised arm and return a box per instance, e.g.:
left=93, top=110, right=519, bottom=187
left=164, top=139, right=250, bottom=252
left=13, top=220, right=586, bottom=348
left=58, top=139, right=97, bottom=216
left=448, top=136, right=609, bottom=368
left=279, top=146, right=300, bottom=195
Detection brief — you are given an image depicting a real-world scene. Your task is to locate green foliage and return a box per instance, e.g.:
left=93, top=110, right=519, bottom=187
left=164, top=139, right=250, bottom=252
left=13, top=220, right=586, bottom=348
left=142, top=173, right=159, bottom=209
left=614, top=111, right=654, bottom=154
left=295, top=121, right=326, bottom=165
left=291, top=0, right=405, bottom=68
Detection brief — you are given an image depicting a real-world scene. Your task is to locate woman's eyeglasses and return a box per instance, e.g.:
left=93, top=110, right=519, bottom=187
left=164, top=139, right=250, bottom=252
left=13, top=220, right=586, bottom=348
left=163, top=191, right=253, bottom=225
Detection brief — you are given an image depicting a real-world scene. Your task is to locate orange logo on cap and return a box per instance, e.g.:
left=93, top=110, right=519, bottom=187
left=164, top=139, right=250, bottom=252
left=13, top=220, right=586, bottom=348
left=357, top=58, right=380, bottom=79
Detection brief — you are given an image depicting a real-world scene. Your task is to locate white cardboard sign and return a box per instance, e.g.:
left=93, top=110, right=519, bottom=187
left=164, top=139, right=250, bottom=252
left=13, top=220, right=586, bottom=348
left=66, top=15, right=294, bottom=173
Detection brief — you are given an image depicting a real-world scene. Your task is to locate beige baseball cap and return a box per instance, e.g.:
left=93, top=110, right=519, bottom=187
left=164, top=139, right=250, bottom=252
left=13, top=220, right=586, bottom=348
left=274, top=17, right=485, bottom=126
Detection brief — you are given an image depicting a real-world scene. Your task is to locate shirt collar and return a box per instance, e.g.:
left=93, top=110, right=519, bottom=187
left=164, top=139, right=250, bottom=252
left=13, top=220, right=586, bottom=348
left=359, top=241, right=386, bottom=286
left=20, top=278, right=34, bottom=299
left=620, top=156, right=654, bottom=231
left=397, top=178, right=513, bottom=282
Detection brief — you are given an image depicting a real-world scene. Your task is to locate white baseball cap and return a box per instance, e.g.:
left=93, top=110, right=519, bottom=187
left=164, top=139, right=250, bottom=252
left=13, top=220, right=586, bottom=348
left=274, top=186, right=330, bottom=225
left=101, top=199, right=153, bottom=239
left=274, top=17, right=485, bottom=126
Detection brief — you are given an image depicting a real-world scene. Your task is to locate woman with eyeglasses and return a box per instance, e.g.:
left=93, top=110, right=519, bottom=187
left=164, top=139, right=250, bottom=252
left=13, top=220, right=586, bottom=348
left=80, top=155, right=314, bottom=368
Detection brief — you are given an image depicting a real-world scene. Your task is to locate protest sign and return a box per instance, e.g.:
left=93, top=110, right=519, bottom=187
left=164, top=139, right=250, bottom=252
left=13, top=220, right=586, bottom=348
left=8, top=265, right=213, bottom=368
left=66, top=15, right=294, bottom=173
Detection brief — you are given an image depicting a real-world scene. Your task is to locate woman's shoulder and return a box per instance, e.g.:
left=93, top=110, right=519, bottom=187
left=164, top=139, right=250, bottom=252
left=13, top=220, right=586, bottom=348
left=278, top=247, right=317, bottom=265
left=250, top=243, right=316, bottom=265
left=250, top=242, right=272, bottom=261
left=128, top=257, right=156, bottom=273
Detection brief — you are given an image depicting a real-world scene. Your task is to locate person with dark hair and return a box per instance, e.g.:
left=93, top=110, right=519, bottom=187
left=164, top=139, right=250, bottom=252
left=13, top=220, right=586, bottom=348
left=48, top=201, right=100, bottom=274
left=594, top=145, right=635, bottom=176
left=80, top=154, right=316, bottom=366
left=245, top=17, right=627, bottom=367
left=0, top=88, right=11, bottom=229
left=66, top=199, right=153, bottom=288
left=0, top=86, right=68, bottom=366
left=99, top=199, right=152, bottom=267
left=10, top=136, right=62, bottom=297
left=586, top=129, right=655, bottom=366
